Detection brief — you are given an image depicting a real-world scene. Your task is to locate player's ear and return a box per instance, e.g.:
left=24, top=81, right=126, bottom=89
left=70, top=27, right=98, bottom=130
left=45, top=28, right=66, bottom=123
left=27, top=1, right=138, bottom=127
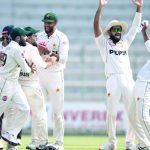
left=107, top=29, right=111, bottom=35
left=54, top=22, right=57, bottom=26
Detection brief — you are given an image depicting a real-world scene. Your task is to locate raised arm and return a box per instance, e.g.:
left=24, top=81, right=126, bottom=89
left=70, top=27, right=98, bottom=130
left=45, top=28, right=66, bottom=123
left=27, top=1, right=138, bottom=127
left=134, top=0, right=143, bottom=13
left=141, top=21, right=149, bottom=42
left=141, top=21, right=150, bottom=52
left=93, top=0, right=108, bottom=37
left=124, top=0, right=143, bottom=47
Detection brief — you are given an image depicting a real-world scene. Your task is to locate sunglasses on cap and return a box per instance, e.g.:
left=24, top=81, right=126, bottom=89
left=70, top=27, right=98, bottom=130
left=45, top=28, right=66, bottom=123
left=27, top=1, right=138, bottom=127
left=111, top=27, right=122, bottom=33
left=2, top=31, right=8, bottom=36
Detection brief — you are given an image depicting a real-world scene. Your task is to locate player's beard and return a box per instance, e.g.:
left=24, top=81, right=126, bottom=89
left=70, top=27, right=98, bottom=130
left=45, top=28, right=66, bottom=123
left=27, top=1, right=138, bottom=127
left=44, top=26, right=54, bottom=34
left=110, top=34, right=121, bottom=44
left=32, top=38, right=38, bottom=47
left=19, top=39, right=26, bottom=46
left=2, top=36, right=11, bottom=46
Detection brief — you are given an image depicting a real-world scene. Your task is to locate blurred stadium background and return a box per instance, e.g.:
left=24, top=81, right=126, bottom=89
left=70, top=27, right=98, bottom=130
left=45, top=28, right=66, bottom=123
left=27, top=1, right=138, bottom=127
left=0, top=0, right=150, bottom=135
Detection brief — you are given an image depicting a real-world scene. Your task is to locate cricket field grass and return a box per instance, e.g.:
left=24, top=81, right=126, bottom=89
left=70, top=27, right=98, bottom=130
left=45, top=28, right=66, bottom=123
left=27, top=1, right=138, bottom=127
left=2, top=135, right=126, bottom=150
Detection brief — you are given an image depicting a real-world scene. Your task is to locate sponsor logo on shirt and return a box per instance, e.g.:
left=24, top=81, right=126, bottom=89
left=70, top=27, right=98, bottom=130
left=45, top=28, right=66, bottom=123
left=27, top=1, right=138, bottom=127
left=20, top=72, right=30, bottom=77
left=109, top=49, right=127, bottom=55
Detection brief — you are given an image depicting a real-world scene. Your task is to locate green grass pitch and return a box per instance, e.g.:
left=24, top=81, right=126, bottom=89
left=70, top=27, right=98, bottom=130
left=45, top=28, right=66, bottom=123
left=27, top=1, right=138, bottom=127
left=4, top=135, right=126, bottom=150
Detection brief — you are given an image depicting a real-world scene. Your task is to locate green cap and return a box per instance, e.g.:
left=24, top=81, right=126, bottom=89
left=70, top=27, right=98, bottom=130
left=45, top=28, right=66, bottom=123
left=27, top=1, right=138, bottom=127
left=42, top=12, right=57, bottom=23
left=10, top=27, right=30, bottom=40
left=24, top=26, right=39, bottom=36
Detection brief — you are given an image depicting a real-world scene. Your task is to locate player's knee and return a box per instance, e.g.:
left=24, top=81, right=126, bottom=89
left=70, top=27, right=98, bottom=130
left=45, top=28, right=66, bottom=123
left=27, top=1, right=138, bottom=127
left=54, top=113, right=63, bottom=120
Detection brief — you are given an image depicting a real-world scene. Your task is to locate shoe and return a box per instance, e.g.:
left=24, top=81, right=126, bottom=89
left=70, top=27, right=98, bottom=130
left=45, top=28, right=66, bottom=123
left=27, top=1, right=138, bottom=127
left=7, top=144, right=18, bottom=150
left=98, top=142, right=116, bottom=150
left=17, top=139, right=22, bottom=145
left=125, top=142, right=135, bottom=150
left=36, top=143, right=56, bottom=150
left=0, top=139, right=3, bottom=149
left=36, top=144, right=61, bottom=150
left=54, top=141, right=64, bottom=150
left=26, top=142, right=38, bottom=150
left=132, top=144, right=146, bottom=150
left=1, top=132, right=19, bottom=146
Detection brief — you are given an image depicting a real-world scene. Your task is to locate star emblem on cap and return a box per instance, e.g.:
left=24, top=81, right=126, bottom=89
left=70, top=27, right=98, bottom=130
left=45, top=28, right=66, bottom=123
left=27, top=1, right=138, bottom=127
left=46, top=14, right=51, bottom=18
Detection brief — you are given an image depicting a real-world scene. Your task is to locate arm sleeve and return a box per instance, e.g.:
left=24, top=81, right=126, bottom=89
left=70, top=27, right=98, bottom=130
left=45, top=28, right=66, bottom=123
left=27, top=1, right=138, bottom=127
left=31, top=47, right=47, bottom=69
left=145, top=40, right=150, bottom=52
left=124, top=12, right=142, bottom=48
left=58, top=35, right=69, bottom=64
left=14, top=47, right=31, bottom=73
left=95, top=34, right=107, bottom=62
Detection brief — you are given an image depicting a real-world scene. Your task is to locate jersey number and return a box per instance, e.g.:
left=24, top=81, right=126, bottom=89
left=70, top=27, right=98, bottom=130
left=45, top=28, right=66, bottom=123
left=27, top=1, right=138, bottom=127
left=0, top=52, right=7, bottom=67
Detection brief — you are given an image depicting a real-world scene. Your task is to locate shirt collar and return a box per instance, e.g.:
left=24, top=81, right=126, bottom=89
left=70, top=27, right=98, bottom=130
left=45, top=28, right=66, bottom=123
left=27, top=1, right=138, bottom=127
left=108, top=38, right=123, bottom=45
left=44, top=29, right=58, bottom=38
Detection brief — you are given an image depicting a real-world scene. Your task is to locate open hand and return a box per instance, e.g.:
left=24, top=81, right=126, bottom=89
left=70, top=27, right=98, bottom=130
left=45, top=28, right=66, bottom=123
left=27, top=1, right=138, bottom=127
left=37, top=42, right=49, bottom=55
left=30, top=63, right=37, bottom=73
left=99, top=0, right=108, bottom=7
left=142, top=20, right=149, bottom=31
left=44, top=56, right=57, bottom=64
left=132, top=0, right=143, bottom=7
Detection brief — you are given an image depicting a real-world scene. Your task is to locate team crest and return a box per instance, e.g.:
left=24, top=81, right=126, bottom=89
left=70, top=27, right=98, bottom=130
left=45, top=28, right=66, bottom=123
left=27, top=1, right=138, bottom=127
left=52, top=43, right=57, bottom=49
left=117, top=41, right=124, bottom=48
left=56, top=88, right=60, bottom=92
left=46, top=14, right=51, bottom=19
